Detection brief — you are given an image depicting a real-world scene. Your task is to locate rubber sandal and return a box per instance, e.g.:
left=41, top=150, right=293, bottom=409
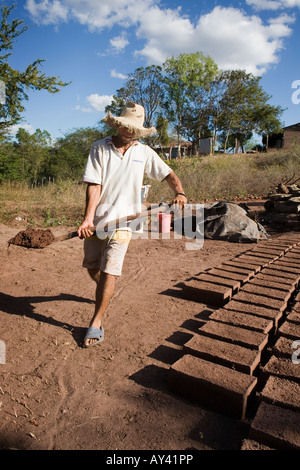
left=83, top=326, right=104, bottom=348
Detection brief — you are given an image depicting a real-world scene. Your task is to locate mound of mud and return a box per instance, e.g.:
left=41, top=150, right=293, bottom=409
left=8, top=228, right=55, bottom=248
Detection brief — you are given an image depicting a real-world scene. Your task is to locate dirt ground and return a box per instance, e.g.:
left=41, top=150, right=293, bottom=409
left=0, top=201, right=276, bottom=452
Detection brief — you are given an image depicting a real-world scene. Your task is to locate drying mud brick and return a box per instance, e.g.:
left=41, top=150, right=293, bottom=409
left=219, top=263, right=256, bottom=279
left=285, top=252, right=300, bottom=260
left=223, top=260, right=262, bottom=273
left=183, top=334, right=261, bottom=374
left=269, top=261, right=300, bottom=275
left=209, top=308, right=273, bottom=334
left=274, top=259, right=300, bottom=269
left=168, top=354, right=257, bottom=420
left=272, top=336, right=296, bottom=359
left=232, top=291, right=287, bottom=312
left=8, top=228, right=55, bottom=248
left=238, top=254, right=276, bottom=266
left=240, top=283, right=293, bottom=302
left=293, top=302, right=300, bottom=313
left=249, top=402, right=300, bottom=450
left=250, top=274, right=297, bottom=290
left=251, top=246, right=286, bottom=256
left=181, top=279, right=232, bottom=307
left=278, top=321, right=300, bottom=341
left=288, top=310, right=300, bottom=323
left=198, top=320, right=269, bottom=351
left=224, top=300, right=283, bottom=328
left=260, top=267, right=300, bottom=281
left=262, top=356, right=300, bottom=384
left=194, top=273, right=240, bottom=292
left=260, top=376, right=300, bottom=413
left=206, top=267, right=250, bottom=284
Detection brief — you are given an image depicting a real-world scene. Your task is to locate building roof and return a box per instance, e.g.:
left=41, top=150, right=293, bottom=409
left=283, top=123, right=300, bottom=131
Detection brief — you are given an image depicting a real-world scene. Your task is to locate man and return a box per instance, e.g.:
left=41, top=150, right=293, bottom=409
left=78, top=102, right=187, bottom=348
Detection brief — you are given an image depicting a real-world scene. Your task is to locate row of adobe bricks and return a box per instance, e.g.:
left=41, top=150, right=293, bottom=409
left=167, top=234, right=300, bottom=450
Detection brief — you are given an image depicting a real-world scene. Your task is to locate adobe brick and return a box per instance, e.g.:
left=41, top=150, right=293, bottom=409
left=255, top=272, right=298, bottom=287
left=241, top=251, right=279, bottom=261
left=251, top=246, right=285, bottom=256
left=240, top=283, right=292, bottom=302
left=261, top=267, right=300, bottom=282
left=249, top=402, right=300, bottom=450
left=223, top=260, right=261, bottom=273
left=288, top=310, right=300, bottom=324
left=262, top=243, right=290, bottom=252
left=285, top=252, right=300, bottom=260
left=183, top=334, right=261, bottom=374
left=232, top=291, right=287, bottom=312
left=194, top=274, right=240, bottom=292
left=272, top=336, right=295, bottom=359
left=278, top=321, right=300, bottom=341
left=209, top=308, right=273, bottom=334
left=219, top=264, right=256, bottom=278
left=207, top=267, right=250, bottom=284
left=270, top=262, right=300, bottom=274
left=168, top=354, right=257, bottom=419
left=292, top=302, right=300, bottom=313
left=198, top=320, right=268, bottom=351
left=181, top=279, right=232, bottom=306
left=237, top=255, right=273, bottom=267
left=248, top=277, right=295, bottom=293
left=262, top=356, right=300, bottom=384
left=224, top=300, right=282, bottom=328
left=260, top=376, right=300, bottom=413
left=274, top=259, right=300, bottom=269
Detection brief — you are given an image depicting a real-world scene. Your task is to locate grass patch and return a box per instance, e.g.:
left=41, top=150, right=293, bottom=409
left=1, top=149, right=300, bottom=227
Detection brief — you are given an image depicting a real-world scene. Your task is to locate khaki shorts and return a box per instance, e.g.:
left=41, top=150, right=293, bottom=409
left=82, top=230, right=132, bottom=276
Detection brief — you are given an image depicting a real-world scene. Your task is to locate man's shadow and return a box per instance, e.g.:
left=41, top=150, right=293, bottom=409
left=0, top=292, right=94, bottom=346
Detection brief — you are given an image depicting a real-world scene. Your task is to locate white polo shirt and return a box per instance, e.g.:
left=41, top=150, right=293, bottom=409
left=83, top=137, right=172, bottom=229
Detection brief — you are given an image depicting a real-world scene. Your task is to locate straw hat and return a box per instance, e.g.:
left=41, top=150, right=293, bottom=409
left=103, top=102, right=157, bottom=138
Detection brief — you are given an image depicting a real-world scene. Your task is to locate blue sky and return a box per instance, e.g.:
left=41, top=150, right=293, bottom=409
left=5, top=0, right=300, bottom=140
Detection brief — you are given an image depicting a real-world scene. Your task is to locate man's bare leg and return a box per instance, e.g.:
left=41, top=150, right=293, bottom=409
left=84, top=269, right=116, bottom=347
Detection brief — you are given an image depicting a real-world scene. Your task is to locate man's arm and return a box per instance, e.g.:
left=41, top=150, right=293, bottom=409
left=77, top=183, right=102, bottom=238
left=164, top=171, right=187, bottom=207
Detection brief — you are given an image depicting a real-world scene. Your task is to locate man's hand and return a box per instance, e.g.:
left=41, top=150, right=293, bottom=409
left=77, top=219, right=95, bottom=239
left=172, top=193, right=187, bottom=208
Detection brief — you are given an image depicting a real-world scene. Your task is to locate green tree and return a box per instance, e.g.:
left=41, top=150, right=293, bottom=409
left=162, top=52, right=218, bottom=156
left=254, top=103, right=284, bottom=150
left=156, top=115, right=169, bottom=150
left=15, top=127, right=52, bottom=181
left=0, top=3, right=69, bottom=134
left=50, top=127, right=108, bottom=180
left=214, top=70, right=280, bottom=153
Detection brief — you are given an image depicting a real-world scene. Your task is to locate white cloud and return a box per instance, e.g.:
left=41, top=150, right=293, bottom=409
left=74, top=94, right=113, bottom=113
left=247, top=0, right=300, bottom=9
left=25, top=0, right=68, bottom=24
left=25, top=1, right=296, bottom=75
left=110, top=69, right=128, bottom=79
left=110, top=33, right=129, bottom=52
left=86, top=94, right=113, bottom=112
left=136, top=6, right=293, bottom=74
